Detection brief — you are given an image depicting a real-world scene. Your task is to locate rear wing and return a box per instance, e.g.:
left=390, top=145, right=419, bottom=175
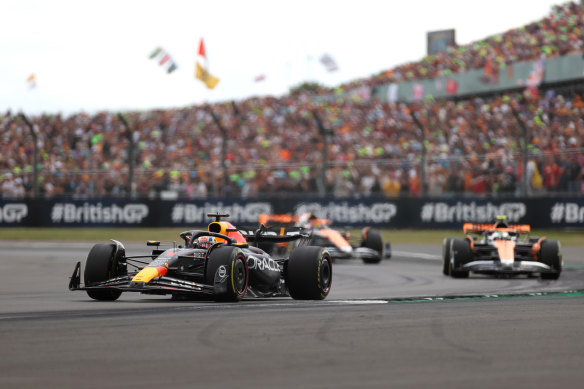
left=463, top=223, right=531, bottom=234
left=238, top=225, right=311, bottom=243
left=258, top=213, right=331, bottom=228
left=258, top=214, right=299, bottom=226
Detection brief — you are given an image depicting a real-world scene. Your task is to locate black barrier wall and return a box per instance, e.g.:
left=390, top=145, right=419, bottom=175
left=1, top=198, right=583, bottom=229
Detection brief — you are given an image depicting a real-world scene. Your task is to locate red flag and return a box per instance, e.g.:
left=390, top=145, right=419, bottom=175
left=254, top=74, right=266, bottom=82
left=159, top=54, right=171, bottom=66
left=446, top=79, right=458, bottom=94
left=198, top=38, right=206, bottom=58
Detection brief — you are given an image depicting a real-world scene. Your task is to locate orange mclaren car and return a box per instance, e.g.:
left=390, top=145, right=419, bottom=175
left=258, top=213, right=391, bottom=264
left=443, top=216, right=561, bottom=279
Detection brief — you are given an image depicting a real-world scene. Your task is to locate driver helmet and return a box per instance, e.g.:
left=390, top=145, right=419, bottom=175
left=307, top=213, right=323, bottom=228
left=494, top=216, right=509, bottom=228
left=298, top=212, right=315, bottom=229
left=196, top=236, right=216, bottom=249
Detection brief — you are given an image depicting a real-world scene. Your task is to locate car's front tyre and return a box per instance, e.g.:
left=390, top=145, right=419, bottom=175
left=450, top=238, right=470, bottom=278
left=84, top=243, right=126, bottom=301
left=361, top=228, right=384, bottom=264
left=540, top=239, right=562, bottom=280
left=442, top=237, right=454, bottom=275
left=206, top=246, right=248, bottom=302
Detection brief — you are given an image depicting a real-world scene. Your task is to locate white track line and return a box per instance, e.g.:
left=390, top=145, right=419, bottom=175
left=392, top=250, right=441, bottom=261
left=333, top=300, right=388, bottom=304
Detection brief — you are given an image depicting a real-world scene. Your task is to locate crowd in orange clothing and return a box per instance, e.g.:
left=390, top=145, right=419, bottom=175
left=1, top=2, right=583, bottom=200
left=1, top=88, right=582, bottom=199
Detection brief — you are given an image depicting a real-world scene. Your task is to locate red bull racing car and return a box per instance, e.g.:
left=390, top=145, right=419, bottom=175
left=69, top=213, right=332, bottom=302
left=257, top=213, right=390, bottom=264
left=443, top=216, right=562, bottom=279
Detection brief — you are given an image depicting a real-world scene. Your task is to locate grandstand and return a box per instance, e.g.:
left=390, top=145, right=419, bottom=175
left=1, top=1, right=583, bottom=200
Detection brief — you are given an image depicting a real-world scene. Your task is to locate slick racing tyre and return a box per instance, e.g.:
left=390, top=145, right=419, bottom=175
left=450, top=239, right=470, bottom=278
left=361, top=228, right=384, bottom=264
left=442, top=238, right=454, bottom=275
left=287, top=246, right=332, bottom=300
left=84, top=243, right=126, bottom=301
left=384, top=242, right=392, bottom=260
left=206, top=246, right=248, bottom=302
left=539, top=239, right=562, bottom=280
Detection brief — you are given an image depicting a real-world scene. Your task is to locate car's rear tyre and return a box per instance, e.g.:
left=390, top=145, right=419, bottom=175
left=84, top=243, right=126, bottom=301
left=442, top=238, right=453, bottom=275
left=450, top=239, right=470, bottom=278
left=206, top=246, right=248, bottom=302
left=384, top=242, right=392, bottom=259
left=540, top=240, right=562, bottom=280
left=287, top=246, right=332, bottom=300
left=361, top=228, right=383, bottom=264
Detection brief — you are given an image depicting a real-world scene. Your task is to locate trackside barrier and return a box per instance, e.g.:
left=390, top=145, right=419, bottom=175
left=0, top=198, right=583, bottom=229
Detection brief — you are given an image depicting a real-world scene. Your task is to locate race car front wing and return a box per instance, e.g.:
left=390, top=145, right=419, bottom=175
left=69, top=261, right=215, bottom=296
left=324, top=246, right=381, bottom=260
left=461, top=260, right=552, bottom=274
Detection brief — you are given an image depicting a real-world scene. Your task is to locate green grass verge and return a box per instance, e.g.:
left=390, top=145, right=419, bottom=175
left=0, top=227, right=581, bottom=246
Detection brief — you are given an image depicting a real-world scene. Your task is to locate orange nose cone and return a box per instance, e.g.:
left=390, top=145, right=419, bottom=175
left=494, top=240, right=515, bottom=263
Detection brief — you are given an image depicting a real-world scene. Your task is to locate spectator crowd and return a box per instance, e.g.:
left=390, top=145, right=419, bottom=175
left=331, top=1, right=584, bottom=94
left=1, top=2, right=583, bottom=200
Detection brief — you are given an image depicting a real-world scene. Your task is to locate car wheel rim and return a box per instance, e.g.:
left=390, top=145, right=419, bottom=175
left=233, top=257, right=247, bottom=294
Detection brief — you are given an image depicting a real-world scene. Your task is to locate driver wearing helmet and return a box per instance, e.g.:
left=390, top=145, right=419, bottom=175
left=493, top=216, right=509, bottom=229
left=489, top=230, right=509, bottom=242
left=196, top=236, right=216, bottom=250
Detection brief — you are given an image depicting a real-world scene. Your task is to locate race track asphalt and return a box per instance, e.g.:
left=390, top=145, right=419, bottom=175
left=1, top=241, right=583, bottom=388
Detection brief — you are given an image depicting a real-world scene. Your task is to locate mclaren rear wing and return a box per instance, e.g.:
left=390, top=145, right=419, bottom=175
left=258, top=213, right=332, bottom=228
left=258, top=214, right=299, bottom=226
left=463, top=223, right=531, bottom=234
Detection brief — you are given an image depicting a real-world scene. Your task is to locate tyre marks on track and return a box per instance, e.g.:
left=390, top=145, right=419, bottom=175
left=430, top=317, right=492, bottom=364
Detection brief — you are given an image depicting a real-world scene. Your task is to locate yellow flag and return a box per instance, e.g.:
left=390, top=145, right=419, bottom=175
left=195, top=61, right=219, bottom=89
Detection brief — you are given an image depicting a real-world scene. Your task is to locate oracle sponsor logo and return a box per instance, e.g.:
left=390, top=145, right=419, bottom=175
left=247, top=255, right=280, bottom=272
